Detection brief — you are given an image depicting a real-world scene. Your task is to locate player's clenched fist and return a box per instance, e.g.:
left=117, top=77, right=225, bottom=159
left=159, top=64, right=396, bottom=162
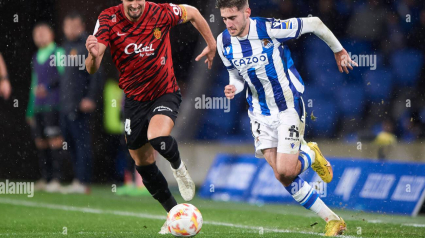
left=86, top=35, right=99, bottom=58
left=224, top=85, right=236, bottom=99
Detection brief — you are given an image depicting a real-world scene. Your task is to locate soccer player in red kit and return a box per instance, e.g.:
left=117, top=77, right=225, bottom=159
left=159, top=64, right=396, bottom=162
left=85, top=0, right=216, bottom=233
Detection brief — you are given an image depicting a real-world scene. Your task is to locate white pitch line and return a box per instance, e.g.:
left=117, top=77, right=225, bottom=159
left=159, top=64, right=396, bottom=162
left=367, top=219, right=425, bottom=228
left=401, top=223, right=425, bottom=228
left=0, top=198, right=363, bottom=238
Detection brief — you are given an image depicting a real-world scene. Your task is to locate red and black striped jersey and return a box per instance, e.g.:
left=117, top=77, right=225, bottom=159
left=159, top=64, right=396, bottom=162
left=94, top=1, right=187, bottom=101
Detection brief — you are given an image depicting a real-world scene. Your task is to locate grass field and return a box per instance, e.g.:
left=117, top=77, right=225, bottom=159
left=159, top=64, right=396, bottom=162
left=0, top=186, right=424, bottom=238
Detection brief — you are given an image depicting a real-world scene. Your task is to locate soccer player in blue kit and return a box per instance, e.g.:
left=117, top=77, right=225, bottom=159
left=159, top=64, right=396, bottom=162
left=216, top=0, right=357, bottom=236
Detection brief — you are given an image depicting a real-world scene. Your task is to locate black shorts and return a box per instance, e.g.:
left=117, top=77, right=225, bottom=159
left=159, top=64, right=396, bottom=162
left=32, top=110, right=62, bottom=138
left=124, top=91, right=182, bottom=150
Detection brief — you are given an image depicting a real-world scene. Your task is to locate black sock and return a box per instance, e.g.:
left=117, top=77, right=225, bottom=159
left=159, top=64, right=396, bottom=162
left=161, top=196, right=178, bottom=212
left=136, top=162, right=177, bottom=212
left=149, top=136, right=182, bottom=169
left=38, top=148, right=52, bottom=181
left=50, top=148, right=62, bottom=181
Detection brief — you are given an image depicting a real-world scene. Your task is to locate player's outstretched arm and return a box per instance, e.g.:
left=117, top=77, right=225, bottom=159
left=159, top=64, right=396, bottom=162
left=85, top=35, right=107, bottom=74
left=183, top=5, right=216, bottom=69
left=300, top=17, right=358, bottom=74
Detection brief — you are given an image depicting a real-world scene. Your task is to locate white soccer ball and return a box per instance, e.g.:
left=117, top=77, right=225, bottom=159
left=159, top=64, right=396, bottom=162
left=167, top=203, right=203, bottom=237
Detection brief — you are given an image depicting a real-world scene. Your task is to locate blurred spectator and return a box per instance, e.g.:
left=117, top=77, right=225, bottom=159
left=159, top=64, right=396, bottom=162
left=278, top=0, right=294, bottom=18
left=316, top=0, right=347, bottom=36
left=0, top=53, right=11, bottom=100
left=102, top=78, right=149, bottom=196
left=382, top=12, right=405, bottom=55
left=60, top=12, right=101, bottom=194
left=347, top=0, right=387, bottom=43
left=27, top=22, right=65, bottom=192
left=399, top=111, right=422, bottom=142
left=374, top=119, right=396, bottom=159
left=198, top=0, right=425, bottom=142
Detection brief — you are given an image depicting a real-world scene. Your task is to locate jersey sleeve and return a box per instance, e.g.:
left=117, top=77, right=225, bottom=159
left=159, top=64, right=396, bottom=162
left=217, top=34, right=234, bottom=71
left=267, top=18, right=303, bottom=43
left=93, top=10, right=112, bottom=47
left=217, top=33, right=245, bottom=94
left=159, top=3, right=188, bottom=27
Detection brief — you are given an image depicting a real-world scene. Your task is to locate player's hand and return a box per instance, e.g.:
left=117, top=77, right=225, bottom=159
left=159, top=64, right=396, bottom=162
left=224, top=85, right=236, bottom=99
left=79, top=98, right=96, bottom=113
left=195, top=45, right=216, bottom=69
left=35, top=85, right=47, bottom=98
left=0, top=79, right=11, bottom=100
left=335, top=48, right=358, bottom=74
left=86, top=35, right=100, bottom=58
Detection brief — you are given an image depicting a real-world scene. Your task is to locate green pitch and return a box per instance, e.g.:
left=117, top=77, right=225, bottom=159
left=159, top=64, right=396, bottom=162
left=0, top=186, right=424, bottom=238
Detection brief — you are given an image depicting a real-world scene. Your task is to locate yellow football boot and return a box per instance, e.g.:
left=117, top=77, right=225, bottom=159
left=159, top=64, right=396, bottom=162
left=308, top=142, right=333, bottom=183
left=325, top=217, right=347, bottom=236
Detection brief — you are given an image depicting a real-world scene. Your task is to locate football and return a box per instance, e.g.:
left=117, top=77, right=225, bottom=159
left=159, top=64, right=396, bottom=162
left=167, top=203, right=203, bottom=237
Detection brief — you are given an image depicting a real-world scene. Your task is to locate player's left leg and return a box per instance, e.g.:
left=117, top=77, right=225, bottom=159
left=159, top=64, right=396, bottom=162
left=275, top=101, right=346, bottom=236
left=146, top=91, right=195, bottom=202
left=266, top=151, right=345, bottom=236
left=147, top=115, right=181, bottom=169
left=147, top=114, right=195, bottom=202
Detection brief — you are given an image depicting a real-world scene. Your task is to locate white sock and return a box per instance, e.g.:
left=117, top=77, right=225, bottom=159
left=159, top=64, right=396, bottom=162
left=285, top=176, right=339, bottom=222
left=301, top=139, right=316, bottom=163
left=311, top=198, right=340, bottom=222
left=298, top=140, right=316, bottom=174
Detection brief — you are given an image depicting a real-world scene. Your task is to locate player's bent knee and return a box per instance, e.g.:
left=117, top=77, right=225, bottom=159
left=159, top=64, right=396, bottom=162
left=274, top=172, right=295, bottom=186
left=129, top=144, right=156, bottom=166
left=275, top=167, right=297, bottom=182
left=147, top=129, right=170, bottom=141
left=147, top=115, right=174, bottom=140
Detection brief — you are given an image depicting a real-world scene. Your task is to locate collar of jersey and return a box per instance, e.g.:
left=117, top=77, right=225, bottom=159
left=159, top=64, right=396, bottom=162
left=120, top=1, right=150, bottom=25
left=236, top=18, right=254, bottom=40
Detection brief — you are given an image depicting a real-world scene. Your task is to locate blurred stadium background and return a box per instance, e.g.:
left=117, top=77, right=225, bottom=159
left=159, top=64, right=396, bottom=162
left=0, top=0, right=425, bottom=232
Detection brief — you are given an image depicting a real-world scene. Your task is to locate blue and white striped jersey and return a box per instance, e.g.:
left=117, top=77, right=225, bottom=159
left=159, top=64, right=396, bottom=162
left=217, top=17, right=305, bottom=116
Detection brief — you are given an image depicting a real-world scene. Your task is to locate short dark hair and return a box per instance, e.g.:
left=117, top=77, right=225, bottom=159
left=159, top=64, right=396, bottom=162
left=216, top=0, right=249, bottom=10
left=64, top=11, right=85, bottom=23
left=34, top=21, right=53, bottom=31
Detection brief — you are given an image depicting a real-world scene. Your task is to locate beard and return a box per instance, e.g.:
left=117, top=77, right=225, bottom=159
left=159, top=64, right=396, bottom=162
left=128, top=8, right=142, bottom=20
left=236, top=23, right=247, bottom=37
left=233, top=18, right=247, bottom=37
